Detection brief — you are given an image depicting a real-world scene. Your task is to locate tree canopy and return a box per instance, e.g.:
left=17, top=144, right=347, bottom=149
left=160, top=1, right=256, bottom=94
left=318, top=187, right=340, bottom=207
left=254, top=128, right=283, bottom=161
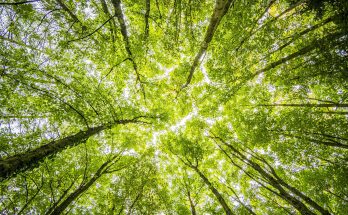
left=0, top=0, right=347, bottom=214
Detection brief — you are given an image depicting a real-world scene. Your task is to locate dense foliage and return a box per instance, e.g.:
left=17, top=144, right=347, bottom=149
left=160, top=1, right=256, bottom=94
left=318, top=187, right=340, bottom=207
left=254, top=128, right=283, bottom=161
left=0, top=0, right=347, bottom=214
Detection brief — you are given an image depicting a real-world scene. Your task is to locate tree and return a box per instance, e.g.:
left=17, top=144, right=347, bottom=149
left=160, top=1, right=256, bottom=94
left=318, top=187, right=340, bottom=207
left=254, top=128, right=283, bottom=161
left=0, top=0, right=347, bottom=214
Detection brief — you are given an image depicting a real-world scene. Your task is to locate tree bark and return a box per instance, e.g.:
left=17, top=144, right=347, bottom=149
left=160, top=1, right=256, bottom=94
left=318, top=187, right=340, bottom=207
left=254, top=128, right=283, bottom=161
left=100, top=0, right=117, bottom=46
left=182, top=0, right=234, bottom=89
left=259, top=103, right=348, bottom=108
left=252, top=31, right=344, bottom=78
left=187, top=189, right=197, bottom=215
left=48, top=156, right=119, bottom=215
left=192, top=166, right=234, bottom=215
left=257, top=155, right=332, bottom=215
left=281, top=133, right=348, bottom=149
left=111, top=0, right=145, bottom=98
left=144, top=0, right=151, bottom=40
left=56, top=0, right=82, bottom=25
left=212, top=136, right=318, bottom=215
left=0, top=117, right=144, bottom=180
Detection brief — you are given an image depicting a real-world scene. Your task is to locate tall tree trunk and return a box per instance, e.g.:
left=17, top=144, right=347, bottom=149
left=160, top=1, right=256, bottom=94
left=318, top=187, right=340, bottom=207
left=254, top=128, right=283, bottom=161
left=256, top=154, right=332, bottom=215
left=56, top=0, right=84, bottom=28
left=223, top=140, right=330, bottom=215
left=252, top=31, right=344, bottom=77
left=281, top=133, right=348, bottom=149
left=0, top=117, right=143, bottom=180
left=259, top=103, right=348, bottom=108
left=212, top=136, right=318, bottom=215
left=191, top=166, right=234, bottom=215
left=144, top=0, right=151, bottom=40
left=48, top=155, right=119, bottom=215
left=111, top=0, right=146, bottom=99
left=187, top=189, right=197, bottom=215
left=100, top=0, right=117, bottom=49
left=182, top=0, right=234, bottom=89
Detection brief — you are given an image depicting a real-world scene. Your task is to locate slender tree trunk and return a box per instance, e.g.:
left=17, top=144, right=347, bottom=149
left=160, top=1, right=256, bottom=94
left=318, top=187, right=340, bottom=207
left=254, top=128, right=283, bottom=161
left=253, top=31, right=344, bottom=77
left=281, top=133, right=348, bottom=149
left=111, top=0, right=136, bottom=70
left=49, top=156, right=118, bottom=215
left=183, top=0, right=234, bottom=89
left=144, top=0, right=151, bottom=40
left=227, top=142, right=330, bottom=214
left=111, top=0, right=146, bottom=99
left=187, top=189, right=197, bottom=215
left=100, top=0, right=117, bottom=48
left=243, top=159, right=316, bottom=215
left=212, top=136, right=318, bottom=215
left=277, top=178, right=331, bottom=215
left=269, top=15, right=336, bottom=56
left=56, top=0, right=83, bottom=26
left=0, top=117, right=143, bottom=180
left=259, top=103, right=348, bottom=108
left=192, top=166, right=234, bottom=215
left=257, top=155, right=332, bottom=215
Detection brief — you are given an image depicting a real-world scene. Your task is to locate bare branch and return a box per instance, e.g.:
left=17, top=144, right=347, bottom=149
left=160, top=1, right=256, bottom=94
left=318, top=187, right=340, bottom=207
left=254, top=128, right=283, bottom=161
left=0, top=0, right=39, bottom=5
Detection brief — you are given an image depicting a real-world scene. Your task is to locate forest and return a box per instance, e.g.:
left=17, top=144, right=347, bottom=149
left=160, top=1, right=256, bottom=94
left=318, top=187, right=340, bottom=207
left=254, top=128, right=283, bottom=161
left=0, top=0, right=347, bottom=214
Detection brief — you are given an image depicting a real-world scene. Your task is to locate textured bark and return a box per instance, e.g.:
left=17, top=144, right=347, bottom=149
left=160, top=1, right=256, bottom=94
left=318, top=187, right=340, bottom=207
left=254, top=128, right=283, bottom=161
left=0, top=0, right=39, bottom=5
left=259, top=103, right=348, bottom=108
left=182, top=0, right=234, bottom=89
left=144, top=0, right=150, bottom=40
left=49, top=156, right=118, bottom=215
left=234, top=0, right=275, bottom=52
left=192, top=166, right=234, bottom=215
left=0, top=125, right=104, bottom=180
left=111, top=0, right=145, bottom=98
left=212, top=136, right=318, bottom=215
left=100, top=0, right=117, bottom=46
left=187, top=190, right=197, bottom=215
left=0, top=117, right=144, bottom=180
left=282, top=133, right=348, bottom=149
left=253, top=31, right=344, bottom=78
left=56, top=0, right=82, bottom=25
left=111, top=0, right=136, bottom=71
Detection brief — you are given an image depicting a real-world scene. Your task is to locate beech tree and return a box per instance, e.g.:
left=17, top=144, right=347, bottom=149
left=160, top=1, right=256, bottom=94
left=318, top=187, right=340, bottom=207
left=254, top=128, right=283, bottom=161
left=0, top=0, right=347, bottom=214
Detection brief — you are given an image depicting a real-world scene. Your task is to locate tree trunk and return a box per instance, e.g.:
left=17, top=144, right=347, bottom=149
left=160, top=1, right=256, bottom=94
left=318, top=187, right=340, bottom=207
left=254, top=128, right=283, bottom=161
left=192, top=166, right=234, bottom=215
left=183, top=0, right=234, bottom=89
left=213, top=137, right=317, bottom=215
left=253, top=31, right=344, bottom=77
left=0, top=118, right=143, bottom=180
left=56, top=0, right=83, bottom=26
left=48, top=156, right=117, bottom=215
left=257, top=154, right=332, bottom=215
left=187, top=190, right=197, bottom=215
left=281, top=133, right=348, bottom=149
left=259, top=103, right=348, bottom=108
left=111, top=0, right=146, bottom=98
left=144, top=0, right=151, bottom=40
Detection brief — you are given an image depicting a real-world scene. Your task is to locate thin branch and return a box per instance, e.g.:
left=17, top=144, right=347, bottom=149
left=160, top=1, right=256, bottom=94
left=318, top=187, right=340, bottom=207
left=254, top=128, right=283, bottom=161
left=68, top=14, right=117, bottom=43
left=99, top=57, right=131, bottom=85
left=0, top=0, right=39, bottom=5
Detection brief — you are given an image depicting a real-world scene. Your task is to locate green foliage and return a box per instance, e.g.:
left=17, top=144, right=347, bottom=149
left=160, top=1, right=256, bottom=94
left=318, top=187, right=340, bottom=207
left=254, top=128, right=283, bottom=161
left=0, top=0, right=347, bottom=214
